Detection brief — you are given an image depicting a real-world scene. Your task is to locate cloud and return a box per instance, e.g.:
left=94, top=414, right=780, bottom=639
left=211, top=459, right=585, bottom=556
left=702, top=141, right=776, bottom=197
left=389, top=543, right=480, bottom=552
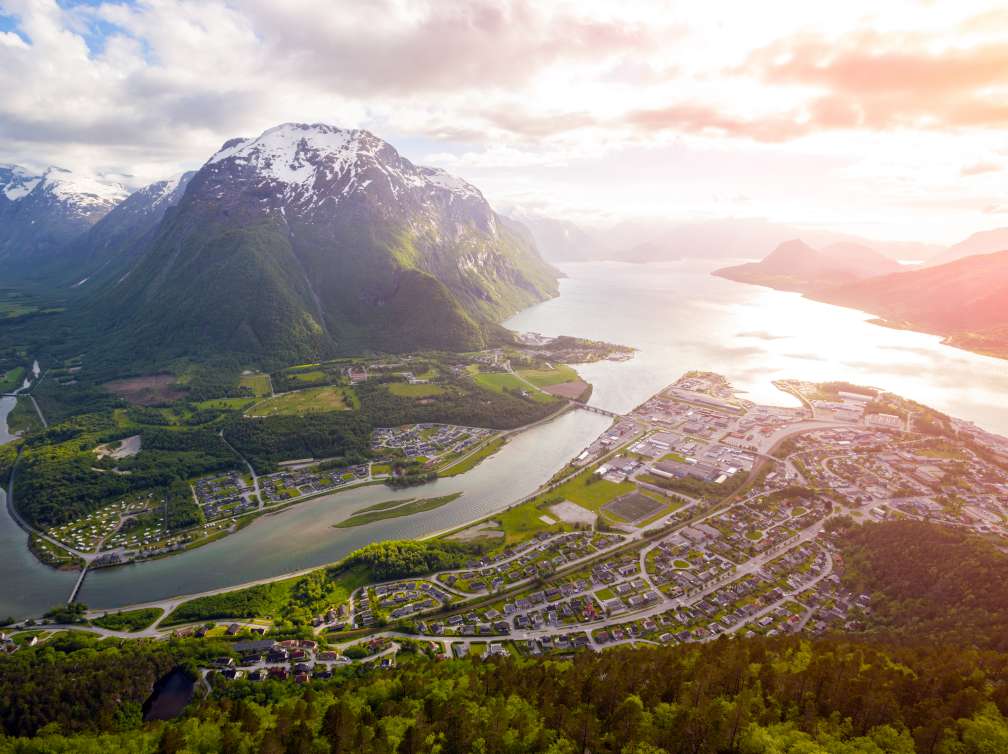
left=623, top=102, right=811, bottom=143
left=744, top=29, right=1008, bottom=132
left=961, top=160, right=1001, bottom=176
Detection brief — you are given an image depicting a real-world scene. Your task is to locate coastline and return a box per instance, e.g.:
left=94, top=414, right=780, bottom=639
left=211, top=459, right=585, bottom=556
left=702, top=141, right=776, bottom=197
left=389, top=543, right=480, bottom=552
left=708, top=269, right=1008, bottom=365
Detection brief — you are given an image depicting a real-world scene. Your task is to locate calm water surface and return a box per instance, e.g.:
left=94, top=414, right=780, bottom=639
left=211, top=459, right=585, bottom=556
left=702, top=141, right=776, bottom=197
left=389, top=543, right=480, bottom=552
left=2, top=260, right=1007, bottom=617
left=509, top=260, right=1008, bottom=432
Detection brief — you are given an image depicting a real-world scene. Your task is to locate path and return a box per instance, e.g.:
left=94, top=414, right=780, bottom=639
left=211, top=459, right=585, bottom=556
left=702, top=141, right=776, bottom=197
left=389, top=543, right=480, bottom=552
left=220, top=431, right=262, bottom=510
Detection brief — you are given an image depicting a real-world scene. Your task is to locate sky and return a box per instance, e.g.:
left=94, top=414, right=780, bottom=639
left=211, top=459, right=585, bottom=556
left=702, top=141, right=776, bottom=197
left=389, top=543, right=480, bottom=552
left=0, top=0, right=1006, bottom=243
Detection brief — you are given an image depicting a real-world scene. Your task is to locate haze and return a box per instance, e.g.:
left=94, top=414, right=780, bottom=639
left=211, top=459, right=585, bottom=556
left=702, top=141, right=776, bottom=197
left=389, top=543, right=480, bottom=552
left=1, top=0, right=1007, bottom=243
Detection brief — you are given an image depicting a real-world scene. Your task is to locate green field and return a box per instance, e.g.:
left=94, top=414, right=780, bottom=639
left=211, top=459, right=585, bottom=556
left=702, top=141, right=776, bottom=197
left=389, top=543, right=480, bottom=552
left=387, top=382, right=446, bottom=398
left=516, top=364, right=579, bottom=387
left=91, top=607, right=164, bottom=632
left=247, top=386, right=355, bottom=416
left=287, top=369, right=326, bottom=383
left=239, top=373, right=272, bottom=396
left=468, top=366, right=555, bottom=404
left=0, top=366, right=25, bottom=392
left=495, top=502, right=566, bottom=544
left=549, top=469, right=636, bottom=512
left=194, top=397, right=256, bottom=411
left=334, top=493, right=462, bottom=529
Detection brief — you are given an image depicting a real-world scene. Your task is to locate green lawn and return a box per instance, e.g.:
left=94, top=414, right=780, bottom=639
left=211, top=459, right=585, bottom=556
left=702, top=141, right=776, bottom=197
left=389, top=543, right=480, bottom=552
left=247, top=386, right=355, bottom=416
left=387, top=382, right=446, bottom=398
left=239, top=373, right=271, bottom=397
left=516, top=364, right=579, bottom=388
left=163, top=566, right=370, bottom=626
left=549, top=470, right=636, bottom=512
left=493, top=500, right=568, bottom=545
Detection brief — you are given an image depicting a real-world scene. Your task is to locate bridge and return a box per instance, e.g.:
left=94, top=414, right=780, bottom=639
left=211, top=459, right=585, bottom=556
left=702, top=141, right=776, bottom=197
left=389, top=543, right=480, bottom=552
left=68, top=568, right=88, bottom=603
left=572, top=402, right=620, bottom=419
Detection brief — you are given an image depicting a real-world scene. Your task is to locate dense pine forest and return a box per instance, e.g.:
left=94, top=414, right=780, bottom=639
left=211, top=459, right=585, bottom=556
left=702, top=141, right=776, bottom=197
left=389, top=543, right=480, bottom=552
left=2, top=634, right=1008, bottom=753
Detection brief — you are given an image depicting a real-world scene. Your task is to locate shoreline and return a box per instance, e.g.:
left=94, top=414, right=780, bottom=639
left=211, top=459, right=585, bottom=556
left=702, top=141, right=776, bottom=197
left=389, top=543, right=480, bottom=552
left=68, top=402, right=590, bottom=615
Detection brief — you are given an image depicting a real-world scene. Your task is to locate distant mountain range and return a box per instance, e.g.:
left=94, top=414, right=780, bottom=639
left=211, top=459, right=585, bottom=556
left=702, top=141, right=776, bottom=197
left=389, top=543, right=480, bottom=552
left=927, top=227, right=1008, bottom=267
left=0, top=165, right=128, bottom=266
left=511, top=213, right=944, bottom=264
left=712, top=238, right=1008, bottom=360
left=0, top=124, right=559, bottom=368
left=711, top=239, right=901, bottom=292
left=812, top=251, right=1008, bottom=359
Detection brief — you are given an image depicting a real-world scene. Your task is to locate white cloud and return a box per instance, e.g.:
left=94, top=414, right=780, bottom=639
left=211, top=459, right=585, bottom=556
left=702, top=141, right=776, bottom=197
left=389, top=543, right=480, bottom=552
left=0, top=0, right=1002, bottom=241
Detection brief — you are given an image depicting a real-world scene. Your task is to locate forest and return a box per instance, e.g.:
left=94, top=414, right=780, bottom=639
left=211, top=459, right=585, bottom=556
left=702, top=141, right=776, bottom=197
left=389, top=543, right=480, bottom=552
left=2, top=634, right=1008, bottom=752
left=12, top=422, right=238, bottom=527
left=836, top=519, right=1008, bottom=650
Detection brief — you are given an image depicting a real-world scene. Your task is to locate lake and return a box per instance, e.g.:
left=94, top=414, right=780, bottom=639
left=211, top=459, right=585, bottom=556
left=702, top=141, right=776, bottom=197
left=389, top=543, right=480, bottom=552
left=2, top=259, right=1007, bottom=617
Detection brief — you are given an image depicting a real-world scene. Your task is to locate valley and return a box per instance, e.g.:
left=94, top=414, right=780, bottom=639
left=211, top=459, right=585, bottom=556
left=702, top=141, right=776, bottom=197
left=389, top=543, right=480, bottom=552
left=6, top=368, right=1007, bottom=679
left=5, top=6, right=1008, bottom=751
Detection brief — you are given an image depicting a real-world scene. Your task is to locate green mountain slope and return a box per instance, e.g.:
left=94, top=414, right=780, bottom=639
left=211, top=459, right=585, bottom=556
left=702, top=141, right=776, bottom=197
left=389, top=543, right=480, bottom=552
left=84, top=123, right=557, bottom=369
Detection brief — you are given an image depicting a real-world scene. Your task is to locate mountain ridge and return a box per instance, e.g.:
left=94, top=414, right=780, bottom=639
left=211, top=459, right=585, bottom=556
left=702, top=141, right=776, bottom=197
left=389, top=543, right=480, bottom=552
left=711, top=238, right=901, bottom=292
left=809, top=249, right=1008, bottom=359
left=81, top=122, right=558, bottom=368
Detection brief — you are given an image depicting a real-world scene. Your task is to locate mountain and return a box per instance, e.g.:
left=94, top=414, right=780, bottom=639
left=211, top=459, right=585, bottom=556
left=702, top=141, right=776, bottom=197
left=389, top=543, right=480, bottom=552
left=53, top=171, right=195, bottom=288
left=87, top=123, right=558, bottom=367
left=712, top=238, right=900, bottom=292
left=812, top=250, right=1008, bottom=359
left=507, top=211, right=611, bottom=262
left=928, top=227, right=1008, bottom=267
left=0, top=166, right=128, bottom=268
left=516, top=213, right=941, bottom=264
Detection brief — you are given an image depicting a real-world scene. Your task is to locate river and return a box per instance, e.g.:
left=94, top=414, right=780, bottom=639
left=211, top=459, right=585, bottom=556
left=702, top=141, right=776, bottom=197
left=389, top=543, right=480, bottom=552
left=1, top=375, right=79, bottom=620
left=3, top=260, right=1008, bottom=617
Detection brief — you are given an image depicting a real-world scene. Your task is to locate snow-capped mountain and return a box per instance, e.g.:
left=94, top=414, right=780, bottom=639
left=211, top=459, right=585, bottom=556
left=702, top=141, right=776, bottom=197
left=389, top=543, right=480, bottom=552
left=200, top=123, right=489, bottom=228
left=90, top=122, right=558, bottom=366
left=0, top=165, right=128, bottom=264
left=54, top=171, right=196, bottom=288
left=0, top=164, right=42, bottom=201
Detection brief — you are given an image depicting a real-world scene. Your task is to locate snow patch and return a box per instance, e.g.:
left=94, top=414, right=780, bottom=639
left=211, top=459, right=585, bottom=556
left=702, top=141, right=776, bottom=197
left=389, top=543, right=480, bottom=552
left=206, top=122, right=484, bottom=206
left=0, top=164, right=42, bottom=201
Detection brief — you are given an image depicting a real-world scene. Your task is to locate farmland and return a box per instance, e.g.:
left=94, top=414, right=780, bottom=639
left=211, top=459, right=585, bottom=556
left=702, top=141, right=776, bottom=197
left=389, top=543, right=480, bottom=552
left=246, top=386, right=356, bottom=416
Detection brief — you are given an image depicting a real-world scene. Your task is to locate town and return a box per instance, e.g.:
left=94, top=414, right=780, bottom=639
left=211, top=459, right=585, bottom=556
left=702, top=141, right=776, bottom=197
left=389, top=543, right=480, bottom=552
left=9, top=370, right=1007, bottom=682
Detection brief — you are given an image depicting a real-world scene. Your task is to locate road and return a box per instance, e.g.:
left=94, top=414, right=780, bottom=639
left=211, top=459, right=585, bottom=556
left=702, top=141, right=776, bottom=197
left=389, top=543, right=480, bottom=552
left=220, top=431, right=262, bottom=510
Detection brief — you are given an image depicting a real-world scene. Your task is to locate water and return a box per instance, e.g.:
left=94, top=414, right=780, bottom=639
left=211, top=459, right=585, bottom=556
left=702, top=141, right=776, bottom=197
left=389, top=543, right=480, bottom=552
left=1, top=390, right=78, bottom=620
left=143, top=667, right=196, bottom=721
left=0, top=486, right=78, bottom=620
left=4, top=259, right=1008, bottom=617
left=0, top=394, right=17, bottom=446
left=79, top=409, right=608, bottom=610
left=507, top=260, right=1008, bottom=433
